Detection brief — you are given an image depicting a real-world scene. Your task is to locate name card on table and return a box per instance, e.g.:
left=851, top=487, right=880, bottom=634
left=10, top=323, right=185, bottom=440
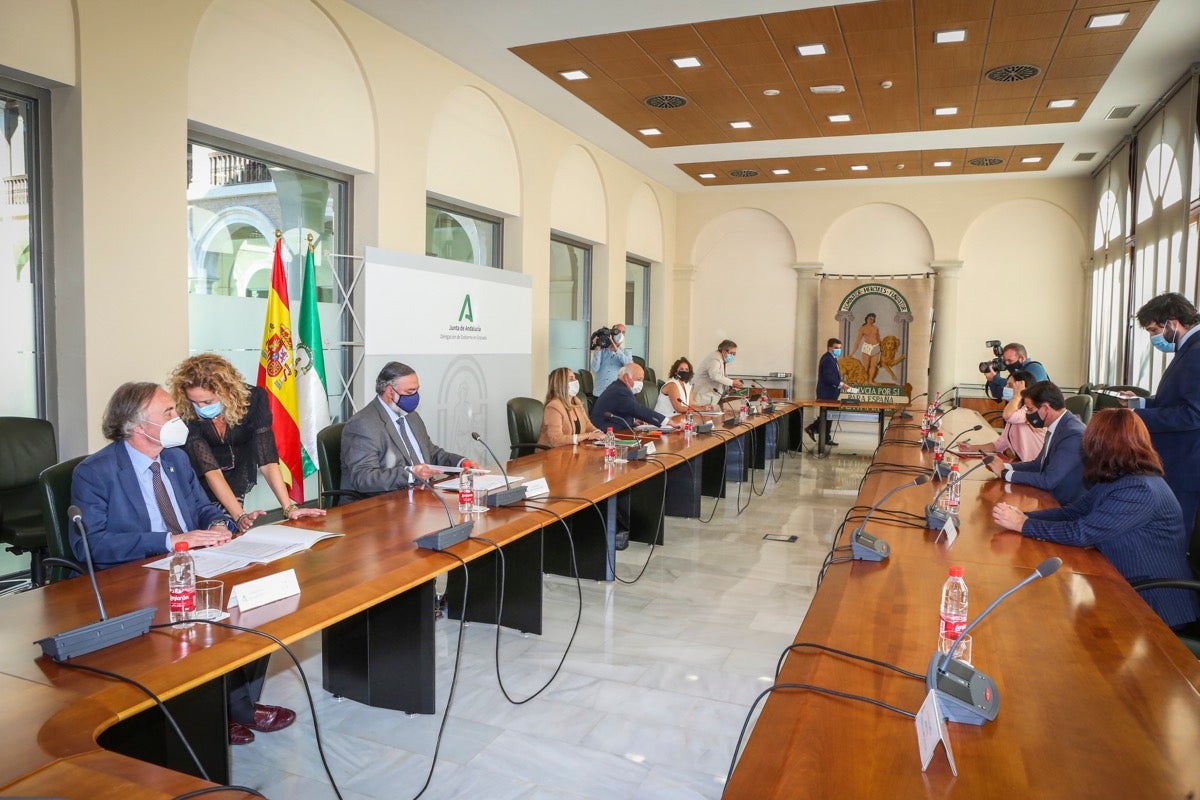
left=940, top=516, right=959, bottom=548
left=523, top=477, right=550, bottom=498
left=916, top=690, right=958, bottom=775
left=228, top=568, right=300, bottom=613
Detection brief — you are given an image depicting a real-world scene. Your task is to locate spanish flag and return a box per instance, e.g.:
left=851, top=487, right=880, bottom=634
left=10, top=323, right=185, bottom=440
left=257, top=232, right=304, bottom=503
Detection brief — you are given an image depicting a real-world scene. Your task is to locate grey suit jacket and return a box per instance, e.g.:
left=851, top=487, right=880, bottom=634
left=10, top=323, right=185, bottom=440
left=340, top=397, right=465, bottom=494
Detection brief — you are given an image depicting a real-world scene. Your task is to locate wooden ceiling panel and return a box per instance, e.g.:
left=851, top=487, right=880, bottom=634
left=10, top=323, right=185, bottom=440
left=919, top=66, right=987, bottom=90
left=844, top=28, right=916, bottom=59
left=916, top=40, right=987, bottom=72
left=975, top=96, right=1035, bottom=115
left=920, top=86, right=979, bottom=108
left=1055, top=29, right=1140, bottom=59
left=626, top=23, right=707, bottom=54
left=915, top=19, right=990, bottom=51
left=976, top=76, right=1044, bottom=100
left=762, top=7, right=843, bottom=43
left=988, top=12, right=1071, bottom=42
left=667, top=64, right=739, bottom=93
left=836, top=0, right=914, bottom=32
left=983, top=39, right=1058, bottom=68
left=1026, top=102, right=1090, bottom=125
left=847, top=50, right=918, bottom=76
left=721, top=60, right=796, bottom=86
left=877, top=151, right=923, bottom=176
left=615, top=76, right=685, bottom=104
left=1044, top=53, right=1123, bottom=80
left=815, top=117, right=873, bottom=137
left=693, top=15, right=771, bottom=46
left=973, top=112, right=1034, bottom=127
left=712, top=42, right=786, bottom=68
left=915, top=0, right=995, bottom=26
left=509, top=41, right=586, bottom=73
left=570, top=34, right=662, bottom=79
left=994, top=0, right=1074, bottom=14
left=785, top=56, right=858, bottom=85
left=1063, top=3, right=1157, bottom=36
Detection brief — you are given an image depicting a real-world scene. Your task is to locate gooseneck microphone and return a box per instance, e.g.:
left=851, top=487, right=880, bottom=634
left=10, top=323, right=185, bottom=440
left=926, top=455, right=995, bottom=529
left=603, top=412, right=648, bottom=460
left=35, top=507, right=157, bottom=660
left=848, top=475, right=931, bottom=562
left=926, top=556, right=1063, bottom=725
left=470, top=431, right=527, bottom=507
left=932, top=424, right=985, bottom=479
left=943, top=424, right=983, bottom=452
left=403, top=467, right=475, bottom=551
left=896, top=390, right=928, bottom=420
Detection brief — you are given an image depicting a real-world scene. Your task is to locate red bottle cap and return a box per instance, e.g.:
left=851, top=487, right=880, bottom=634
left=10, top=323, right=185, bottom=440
left=174, top=541, right=189, bottom=552
left=949, top=565, right=964, bottom=577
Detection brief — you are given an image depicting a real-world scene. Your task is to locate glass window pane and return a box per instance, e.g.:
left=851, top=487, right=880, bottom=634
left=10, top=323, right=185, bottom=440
left=425, top=201, right=501, bottom=267
left=548, top=237, right=591, bottom=371
left=624, top=257, right=650, bottom=362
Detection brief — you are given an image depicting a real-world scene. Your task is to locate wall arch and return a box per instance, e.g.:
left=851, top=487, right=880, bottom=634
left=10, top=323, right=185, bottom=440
left=189, top=0, right=375, bottom=172
left=427, top=86, right=520, bottom=217
left=626, top=184, right=664, bottom=262
left=549, top=145, right=606, bottom=243
left=819, top=203, right=934, bottom=274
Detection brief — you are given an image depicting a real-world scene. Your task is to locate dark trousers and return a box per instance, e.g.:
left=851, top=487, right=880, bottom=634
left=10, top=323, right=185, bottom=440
left=227, top=656, right=270, bottom=725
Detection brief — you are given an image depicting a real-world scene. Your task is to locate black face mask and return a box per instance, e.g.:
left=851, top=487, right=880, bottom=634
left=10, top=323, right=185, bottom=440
left=1025, top=409, right=1046, bottom=429
left=676, top=371, right=691, bottom=382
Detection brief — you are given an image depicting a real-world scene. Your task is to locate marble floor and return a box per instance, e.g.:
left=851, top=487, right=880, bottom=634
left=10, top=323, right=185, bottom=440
left=232, top=423, right=880, bottom=799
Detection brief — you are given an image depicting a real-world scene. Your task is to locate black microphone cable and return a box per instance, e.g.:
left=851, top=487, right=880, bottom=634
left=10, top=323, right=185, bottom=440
left=774, top=642, right=924, bottom=682
left=171, top=788, right=269, bottom=800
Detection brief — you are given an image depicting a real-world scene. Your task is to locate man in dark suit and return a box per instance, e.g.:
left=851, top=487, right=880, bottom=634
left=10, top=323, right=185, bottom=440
left=71, top=382, right=294, bottom=745
left=1132, top=292, right=1200, bottom=530
left=806, top=337, right=849, bottom=446
left=341, top=361, right=475, bottom=494
left=986, top=381, right=1086, bottom=505
left=589, top=362, right=666, bottom=431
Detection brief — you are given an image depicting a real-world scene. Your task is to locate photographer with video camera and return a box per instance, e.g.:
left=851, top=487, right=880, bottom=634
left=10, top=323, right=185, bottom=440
left=980, top=340, right=1049, bottom=401
left=590, top=322, right=632, bottom=396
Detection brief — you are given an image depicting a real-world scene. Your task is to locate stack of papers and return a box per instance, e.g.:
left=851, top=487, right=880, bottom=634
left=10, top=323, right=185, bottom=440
left=144, top=525, right=344, bottom=578
left=437, top=474, right=525, bottom=493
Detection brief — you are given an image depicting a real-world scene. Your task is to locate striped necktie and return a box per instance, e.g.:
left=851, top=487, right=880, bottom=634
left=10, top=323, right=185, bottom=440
left=150, top=461, right=184, bottom=534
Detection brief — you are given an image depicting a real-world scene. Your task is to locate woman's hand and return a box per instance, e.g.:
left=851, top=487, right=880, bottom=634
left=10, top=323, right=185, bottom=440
left=235, top=509, right=266, bottom=532
left=991, top=502, right=1027, bottom=532
left=286, top=505, right=326, bottom=520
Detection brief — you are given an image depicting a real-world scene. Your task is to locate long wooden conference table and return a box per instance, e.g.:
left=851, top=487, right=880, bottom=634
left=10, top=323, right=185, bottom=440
left=0, top=403, right=797, bottom=798
left=724, top=407, right=1200, bottom=798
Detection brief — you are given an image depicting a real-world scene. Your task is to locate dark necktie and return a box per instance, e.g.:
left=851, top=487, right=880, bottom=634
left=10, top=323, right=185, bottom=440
left=150, top=461, right=184, bottom=534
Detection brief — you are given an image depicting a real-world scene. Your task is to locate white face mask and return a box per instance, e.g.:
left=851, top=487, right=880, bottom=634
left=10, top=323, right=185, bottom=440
left=631, top=380, right=644, bottom=395
left=144, top=416, right=189, bottom=448
left=567, top=379, right=580, bottom=397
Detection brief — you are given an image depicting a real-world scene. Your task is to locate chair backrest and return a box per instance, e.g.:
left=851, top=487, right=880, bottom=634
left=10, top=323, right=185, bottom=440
left=316, top=423, right=345, bottom=501
left=0, top=417, right=58, bottom=548
left=1064, top=393, right=1093, bottom=424
left=643, top=365, right=657, bottom=387
left=638, top=382, right=659, bottom=411
left=576, top=369, right=594, bottom=398
left=507, top=397, right=545, bottom=458
left=38, top=455, right=87, bottom=584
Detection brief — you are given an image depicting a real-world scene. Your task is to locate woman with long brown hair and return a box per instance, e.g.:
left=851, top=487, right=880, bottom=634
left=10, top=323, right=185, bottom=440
left=993, top=408, right=1198, bottom=629
left=538, top=367, right=604, bottom=447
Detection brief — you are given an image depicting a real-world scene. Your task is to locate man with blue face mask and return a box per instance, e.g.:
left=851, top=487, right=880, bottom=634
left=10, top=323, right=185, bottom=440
left=806, top=338, right=850, bottom=445
left=693, top=339, right=744, bottom=407
left=341, top=361, right=476, bottom=494
left=589, top=322, right=633, bottom=396
left=1131, top=292, right=1200, bottom=530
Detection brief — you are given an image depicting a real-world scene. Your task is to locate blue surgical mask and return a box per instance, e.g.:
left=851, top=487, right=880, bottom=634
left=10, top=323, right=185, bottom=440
left=193, top=401, right=223, bottom=420
left=1150, top=333, right=1175, bottom=354
left=397, top=391, right=420, bottom=414
left=1001, top=387, right=1014, bottom=401
left=832, top=348, right=842, bottom=358
left=724, top=353, right=735, bottom=364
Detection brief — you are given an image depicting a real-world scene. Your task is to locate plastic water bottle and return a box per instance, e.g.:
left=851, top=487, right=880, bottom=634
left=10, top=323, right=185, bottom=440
left=932, top=430, right=946, bottom=477
left=604, top=427, right=616, bottom=464
left=739, top=402, right=748, bottom=423
left=938, top=566, right=968, bottom=657
left=684, top=411, right=694, bottom=434
left=168, top=541, right=196, bottom=628
left=458, top=469, right=475, bottom=513
left=944, top=462, right=961, bottom=512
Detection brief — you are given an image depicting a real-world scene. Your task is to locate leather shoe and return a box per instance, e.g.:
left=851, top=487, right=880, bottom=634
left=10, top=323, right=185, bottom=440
left=825, top=439, right=838, bottom=447
left=805, top=427, right=817, bottom=442
left=248, top=703, right=296, bottom=733
left=228, top=721, right=255, bottom=745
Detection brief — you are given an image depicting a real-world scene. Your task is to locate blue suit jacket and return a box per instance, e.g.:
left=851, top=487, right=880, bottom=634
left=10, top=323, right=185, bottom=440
left=1136, top=331, right=1200, bottom=496
left=589, top=381, right=665, bottom=430
left=816, top=351, right=841, bottom=401
left=1009, top=410, right=1086, bottom=504
left=1023, top=474, right=1199, bottom=628
left=71, top=442, right=228, bottom=570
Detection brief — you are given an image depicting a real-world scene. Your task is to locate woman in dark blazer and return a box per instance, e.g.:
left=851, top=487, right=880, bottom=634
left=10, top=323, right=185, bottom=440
left=993, top=408, right=1199, bottom=629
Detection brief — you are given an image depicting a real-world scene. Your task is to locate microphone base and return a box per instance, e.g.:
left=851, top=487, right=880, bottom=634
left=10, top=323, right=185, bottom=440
left=486, top=485, right=527, bottom=507
left=415, top=521, right=475, bottom=551
left=925, top=503, right=957, bottom=530
left=625, top=445, right=649, bottom=461
left=850, top=529, right=890, bottom=561
left=694, top=422, right=714, bottom=433
left=895, top=411, right=913, bottom=419
left=926, top=652, right=999, bottom=725
left=36, top=606, right=156, bottom=661
left=723, top=417, right=742, bottom=428
left=931, top=461, right=951, bottom=480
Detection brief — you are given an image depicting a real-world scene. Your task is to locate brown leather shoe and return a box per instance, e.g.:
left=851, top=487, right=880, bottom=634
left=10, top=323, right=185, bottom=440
left=248, top=703, right=296, bottom=733
left=228, top=721, right=255, bottom=745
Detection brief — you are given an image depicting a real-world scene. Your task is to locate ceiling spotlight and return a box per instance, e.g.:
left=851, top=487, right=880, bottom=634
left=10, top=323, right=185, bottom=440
left=729, top=120, right=753, bottom=129
left=934, top=106, right=958, bottom=116
left=880, top=80, right=894, bottom=89
left=763, top=88, right=782, bottom=96
left=810, top=84, right=845, bottom=94
left=638, top=128, right=661, bottom=136
left=850, top=165, right=869, bottom=172
left=896, top=164, right=905, bottom=170
left=672, top=56, right=702, bottom=69
left=1021, top=156, right=1043, bottom=164
left=559, top=69, right=589, bottom=81
left=828, top=114, right=852, bottom=123
left=772, top=169, right=791, bottom=175
left=933, top=161, right=953, bottom=168
left=698, top=173, right=717, bottom=179
left=935, top=29, right=967, bottom=44
left=1047, top=98, right=1077, bottom=109
left=1087, top=12, right=1129, bottom=28
left=814, top=167, right=827, bottom=172
left=796, top=43, right=827, bottom=57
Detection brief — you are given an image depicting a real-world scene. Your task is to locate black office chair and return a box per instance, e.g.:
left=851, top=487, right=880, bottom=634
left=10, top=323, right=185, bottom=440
left=0, top=417, right=58, bottom=588
left=1064, top=393, right=1093, bottom=424
left=507, top=397, right=550, bottom=458
left=576, top=369, right=595, bottom=411
left=643, top=365, right=657, bottom=387
left=315, top=423, right=364, bottom=508
left=637, top=382, right=659, bottom=412
left=1132, top=579, right=1200, bottom=658
left=38, top=455, right=87, bottom=584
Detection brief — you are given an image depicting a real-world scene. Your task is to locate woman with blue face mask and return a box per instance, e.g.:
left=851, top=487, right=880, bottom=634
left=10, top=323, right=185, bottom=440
left=169, top=353, right=325, bottom=533
left=958, top=370, right=1046, bottom=462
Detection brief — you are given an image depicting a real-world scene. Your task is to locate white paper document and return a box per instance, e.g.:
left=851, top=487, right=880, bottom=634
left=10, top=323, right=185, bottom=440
left=438, top=474, right=526, bottom=493
left=144, top=525, right=344, bottom=578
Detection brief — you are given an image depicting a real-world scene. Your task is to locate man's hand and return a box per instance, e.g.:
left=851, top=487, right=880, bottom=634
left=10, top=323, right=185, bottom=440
left=985, top=457, right=1006, bottom=478
left=984, top=367, right=997, bottom=380
left=731, top=379, right=744, bottom=390
left=174, top=528, right=232, bottom=549
left=410, top=463, right=440, bottom=482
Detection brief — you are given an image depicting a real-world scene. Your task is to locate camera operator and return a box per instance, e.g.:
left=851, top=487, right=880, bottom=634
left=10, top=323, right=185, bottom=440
left=983, top=342, right=1049, bottom=401
left=590, top=322, right=632, bottom=396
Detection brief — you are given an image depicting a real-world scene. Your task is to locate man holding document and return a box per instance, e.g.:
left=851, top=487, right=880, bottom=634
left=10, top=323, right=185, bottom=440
left=71, top=381, right=296, bottom=745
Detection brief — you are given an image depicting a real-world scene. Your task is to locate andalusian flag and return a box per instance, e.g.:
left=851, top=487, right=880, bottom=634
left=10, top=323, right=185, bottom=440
left=257, top=232, right=304, bottom=503
left=296, top=236, right=330, bottom=479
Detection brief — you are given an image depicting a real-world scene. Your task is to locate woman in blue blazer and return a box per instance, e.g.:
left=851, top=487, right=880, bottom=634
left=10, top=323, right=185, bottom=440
left=992, top=409, right=1199, bottom=629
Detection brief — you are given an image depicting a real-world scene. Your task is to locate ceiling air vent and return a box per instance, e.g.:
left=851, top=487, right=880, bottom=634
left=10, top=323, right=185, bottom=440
left=728, top=169, right=759, bottom=178
left=1106, top=105, right=1137, bottom=120
left=644, top=94, right=688, bottom=109
left=1074, top=152, right=1098, bottom=162
left=968, top=157, right=1004, bottom=167
left=985, top=64, right=1040, bottom=83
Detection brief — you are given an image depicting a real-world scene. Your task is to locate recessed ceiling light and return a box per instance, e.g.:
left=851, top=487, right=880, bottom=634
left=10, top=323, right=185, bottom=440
left=810, top=84, right=845, bottom=95
left=933, top=161, right=953, bottom=168
left=1087, top=12, right=1129, bottom=29
left=638, top=128, right=661, bottom=136
left=672, top=56, right=702, bottom=69
left=935, top=29, right=967, bottom=44
left=828, top=114, right=852, bottom=123
left=897, top=164, right=906, bottom=170
left=729, top=120, right=753, bottom=129
left=559, top=69, right=589, bottom=81
left=850, top=165, right=869, bottom=172
left=772, top=169, right=791, bottom=175
left=1047, top=98, right=1077, bottom=109
left=796, top=43, right=827, bottom=57
left=763, top=88, right=781, bottom=96
left=934, top=106, right=958, bottom=116
left=1021, top=156, right=1043, bottom=164
left=698, top=173, right=717, bottom=179
left=814, top=167, right=827, bottom=172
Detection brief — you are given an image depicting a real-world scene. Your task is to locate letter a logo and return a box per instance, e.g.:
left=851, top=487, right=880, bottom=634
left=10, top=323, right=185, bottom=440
left=458, top=294, right=474, bottom=322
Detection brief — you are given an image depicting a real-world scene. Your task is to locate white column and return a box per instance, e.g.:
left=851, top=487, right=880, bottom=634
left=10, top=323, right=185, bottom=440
left=792, top=263, right=823, bottom=398
left=673, top=265, right=697, bottom=361
left=929, top=260, right=963, bottom=393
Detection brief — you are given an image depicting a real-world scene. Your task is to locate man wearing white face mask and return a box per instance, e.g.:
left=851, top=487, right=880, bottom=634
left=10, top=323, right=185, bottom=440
left=589, top=322, right=632, bottom=396
left=589, top=362, right=666, bottom=431
left=71, top=382, right=234, bottom=571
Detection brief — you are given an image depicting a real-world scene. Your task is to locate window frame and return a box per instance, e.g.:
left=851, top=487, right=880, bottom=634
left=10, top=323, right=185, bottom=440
left=425, top=194, right=504, bottom=268
left=549, top=232, right=593, bottom=359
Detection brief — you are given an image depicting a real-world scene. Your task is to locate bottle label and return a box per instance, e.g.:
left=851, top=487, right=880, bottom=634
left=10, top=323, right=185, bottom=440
left=170, top=586, right=196, bottom=614
left=939, top=614, right=966, bottom=639
left=459, top=488, right=474, bottom=507
left=945, top=495, right=960, bottom=509
left=605, top=445, right=616, bottom=460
